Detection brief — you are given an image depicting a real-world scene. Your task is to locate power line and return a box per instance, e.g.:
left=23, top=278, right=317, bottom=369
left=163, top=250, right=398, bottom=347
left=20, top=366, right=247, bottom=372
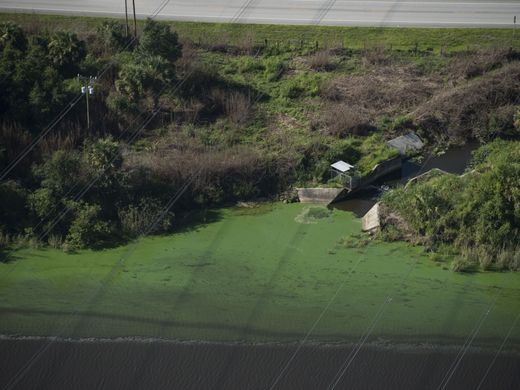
left=436, top=289, right=502, bottom=390
left=2, top=1, right=276, bottom=385
left=0, top=0, right=176, bottom=182
left=326, top=261, right=418, bottom=390
left=3, top=168, right=201, bottom=390
left=267, top=253, right=367, bottom=390
left=475, top=312, right=520, bottom=390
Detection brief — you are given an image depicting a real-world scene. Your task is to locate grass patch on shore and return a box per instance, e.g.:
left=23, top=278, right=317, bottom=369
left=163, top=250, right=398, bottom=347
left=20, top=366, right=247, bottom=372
left=1, top=203, right=519, bottom=347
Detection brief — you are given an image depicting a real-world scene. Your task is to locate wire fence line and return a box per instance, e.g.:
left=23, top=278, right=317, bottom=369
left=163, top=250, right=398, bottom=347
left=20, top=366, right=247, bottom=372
left=0, top=0, right=176, bottom=182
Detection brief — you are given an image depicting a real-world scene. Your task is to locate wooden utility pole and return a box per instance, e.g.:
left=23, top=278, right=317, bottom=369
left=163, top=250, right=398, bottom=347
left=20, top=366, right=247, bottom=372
left=132, top=0, right=137, bottom=38
left=124, top=0, right=129, bottom=37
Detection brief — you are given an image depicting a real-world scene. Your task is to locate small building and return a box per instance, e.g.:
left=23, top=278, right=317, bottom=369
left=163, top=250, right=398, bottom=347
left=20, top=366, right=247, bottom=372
left=387, top=132, right=424, bottom=156
left=330, top=160, right=356, bottom=190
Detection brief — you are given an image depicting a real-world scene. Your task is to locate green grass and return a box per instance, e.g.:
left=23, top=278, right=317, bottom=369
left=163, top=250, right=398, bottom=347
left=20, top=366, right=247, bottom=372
left=1, top=203, right=519, bottom=347
left=1, top=13, right=519, bottom=51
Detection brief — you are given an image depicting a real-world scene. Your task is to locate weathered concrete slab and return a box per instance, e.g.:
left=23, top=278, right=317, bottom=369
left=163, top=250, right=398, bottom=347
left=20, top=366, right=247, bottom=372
left=387, top=132, right=424, bottom=155
left=297, top=188, right=347, bottom=205
left=362, top=203, right=380, bottom=233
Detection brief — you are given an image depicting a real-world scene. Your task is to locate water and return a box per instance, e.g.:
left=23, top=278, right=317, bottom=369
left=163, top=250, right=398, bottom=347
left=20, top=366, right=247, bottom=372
left=1, top=339, right=519, bottom=390
left=333, top=144, right=478, bottom=216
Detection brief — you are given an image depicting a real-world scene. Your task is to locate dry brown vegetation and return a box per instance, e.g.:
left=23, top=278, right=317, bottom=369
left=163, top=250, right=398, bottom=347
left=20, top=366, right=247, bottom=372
left=308, top=50, right=335, bottom=71
left=446, top=48, right=518, bottom=80
left=413, top=62, right=520, bottom=143
left=312, top=105, right=374, bottom=137
left=317, top=49, right=520, bottom=143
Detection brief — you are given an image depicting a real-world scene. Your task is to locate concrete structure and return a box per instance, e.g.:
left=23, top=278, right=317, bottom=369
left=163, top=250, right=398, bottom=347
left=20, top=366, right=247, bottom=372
left=387, top=132, right=424, bottom=156
left=297, top=156, right=402, bottom=205
left=297, top=187, right=348, bottom=204
left=1, top=1, right=518, bottom=27
left=362, top=203, right=380, bottom=233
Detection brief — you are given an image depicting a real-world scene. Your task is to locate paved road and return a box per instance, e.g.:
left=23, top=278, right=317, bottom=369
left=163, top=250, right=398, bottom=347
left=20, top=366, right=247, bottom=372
left=0, top=0, right=519, bottom=27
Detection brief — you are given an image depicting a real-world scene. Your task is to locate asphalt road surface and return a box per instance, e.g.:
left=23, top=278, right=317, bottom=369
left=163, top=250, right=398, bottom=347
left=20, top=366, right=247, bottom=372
left=0, top=0, right=519, bottom=27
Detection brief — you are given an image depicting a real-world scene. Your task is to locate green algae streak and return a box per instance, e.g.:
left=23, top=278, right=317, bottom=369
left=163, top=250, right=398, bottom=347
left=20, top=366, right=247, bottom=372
left=1, top=203, right=519, bottom=347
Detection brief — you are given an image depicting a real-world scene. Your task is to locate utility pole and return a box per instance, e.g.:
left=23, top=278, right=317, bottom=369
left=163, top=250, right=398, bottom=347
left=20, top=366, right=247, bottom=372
left=124, top=0, right=129, bottom=37
left=132, top=0, right=137, bottom=38
left=78, top=75, right=96, bottom=129
left=514, top=16, right=517, bottom=41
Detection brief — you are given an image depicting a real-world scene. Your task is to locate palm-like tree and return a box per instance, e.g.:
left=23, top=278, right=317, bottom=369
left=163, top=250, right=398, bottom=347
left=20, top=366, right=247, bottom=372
left=0, top=22, right=27, bottom=51
left=48, top=31, right=86, bottom=73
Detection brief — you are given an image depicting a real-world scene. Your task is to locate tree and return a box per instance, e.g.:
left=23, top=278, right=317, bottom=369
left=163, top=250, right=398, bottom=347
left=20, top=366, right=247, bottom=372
left=138, top=19, right=182, bottom=62
left=33, top=150, right=84, bottom=199
left=114, top=54, right=174, bottom=108
left=47, top=31, right=86, bottom=76
left=65, top=202, right=111, bottom=249
left=96, top=21, right=128, bottom=53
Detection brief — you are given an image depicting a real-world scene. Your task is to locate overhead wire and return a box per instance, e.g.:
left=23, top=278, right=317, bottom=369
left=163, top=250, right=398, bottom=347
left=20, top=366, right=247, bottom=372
left=0, top=0, right=176, bottom=182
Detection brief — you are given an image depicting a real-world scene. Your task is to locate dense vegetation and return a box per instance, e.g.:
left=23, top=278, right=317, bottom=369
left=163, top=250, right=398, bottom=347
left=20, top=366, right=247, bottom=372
left=1, top=16, right=519, bottom=253
left=381, top=139, right=520, bottom=272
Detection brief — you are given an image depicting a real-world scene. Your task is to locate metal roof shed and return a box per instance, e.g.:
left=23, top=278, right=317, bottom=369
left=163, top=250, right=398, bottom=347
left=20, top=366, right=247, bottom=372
left=330, top=160, right=354, bottom=173
left=387, top=132, right=424, bottom=155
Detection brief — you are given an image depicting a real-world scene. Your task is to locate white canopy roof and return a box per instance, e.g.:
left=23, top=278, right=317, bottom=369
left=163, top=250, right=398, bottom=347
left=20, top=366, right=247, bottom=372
left=331, top=160, right=354, bottom=173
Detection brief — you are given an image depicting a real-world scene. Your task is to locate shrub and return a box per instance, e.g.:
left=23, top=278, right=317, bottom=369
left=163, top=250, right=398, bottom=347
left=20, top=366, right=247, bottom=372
left=263, top=57, right=287, bottom=82
left=96, top=21, right=129, bottom=53
left=308, top=50, right=335, bottom=71
left=317, top=104, right=374, bottom=137
left=451, top=257, right=477, bottom=273
left=47, top=31, right=86, bottom=76
left=514, top=106, right=520, bottom=131
left=138, top=19, right=182, bottom=62
left=118, top=197, right=174, bottom=237
left=224, top=91, right=252, bottom=127
left=65, top=202, right=111, bottom=249
left=0, top=22, right=27, bottom=52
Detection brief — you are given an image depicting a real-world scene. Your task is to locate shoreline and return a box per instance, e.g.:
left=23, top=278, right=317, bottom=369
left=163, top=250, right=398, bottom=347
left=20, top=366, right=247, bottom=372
left=2, top=334, right=519, bottom=356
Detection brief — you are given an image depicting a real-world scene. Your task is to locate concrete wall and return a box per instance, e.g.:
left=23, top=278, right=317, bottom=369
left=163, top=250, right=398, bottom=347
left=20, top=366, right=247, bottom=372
left=297, top=188, right=347, bottom=204
left=362, top=203, right=380, bottom=233
left=353, top=157, right=402, bottom=190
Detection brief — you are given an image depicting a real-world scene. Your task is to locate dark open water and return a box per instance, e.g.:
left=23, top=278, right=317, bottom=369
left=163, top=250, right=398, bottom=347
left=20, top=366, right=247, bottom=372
left=334, top=144, right=478, bottom=217
left=1, top=339, right=519, bottom=390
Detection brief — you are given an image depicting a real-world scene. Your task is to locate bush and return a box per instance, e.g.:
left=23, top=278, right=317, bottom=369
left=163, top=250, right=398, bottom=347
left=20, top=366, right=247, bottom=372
left=317, top=104, right=374, bottom=137
left=308, top=50, right=335, bottom=71
left=96, top=21, right=129, bottom=53
left=65, top=202, right=111, bottom=249
left=118, top=197, right=174, bottom=237
left=514, top=106, right=520, bottom=131
left=451, top=257, right=477, bottom=273
left=263, top=57, right=287, bottom=82
left=382, top=140, right=520, bottom=271
left=138, top=19, right=182, bottom=62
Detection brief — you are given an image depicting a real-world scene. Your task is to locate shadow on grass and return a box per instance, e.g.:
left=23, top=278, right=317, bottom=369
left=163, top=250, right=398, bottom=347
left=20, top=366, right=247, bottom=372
left=211, top=222, right=309, bottom=390
left=0, top=249, right=17, bottom=264
left=171, top=208, right=225, bottom=235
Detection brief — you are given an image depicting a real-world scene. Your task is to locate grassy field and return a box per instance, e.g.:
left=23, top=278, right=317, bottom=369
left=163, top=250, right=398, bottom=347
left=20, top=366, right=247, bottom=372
left=1, top=13, right=519, bottom=51
left=1, top=203, right=519, bottom=347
